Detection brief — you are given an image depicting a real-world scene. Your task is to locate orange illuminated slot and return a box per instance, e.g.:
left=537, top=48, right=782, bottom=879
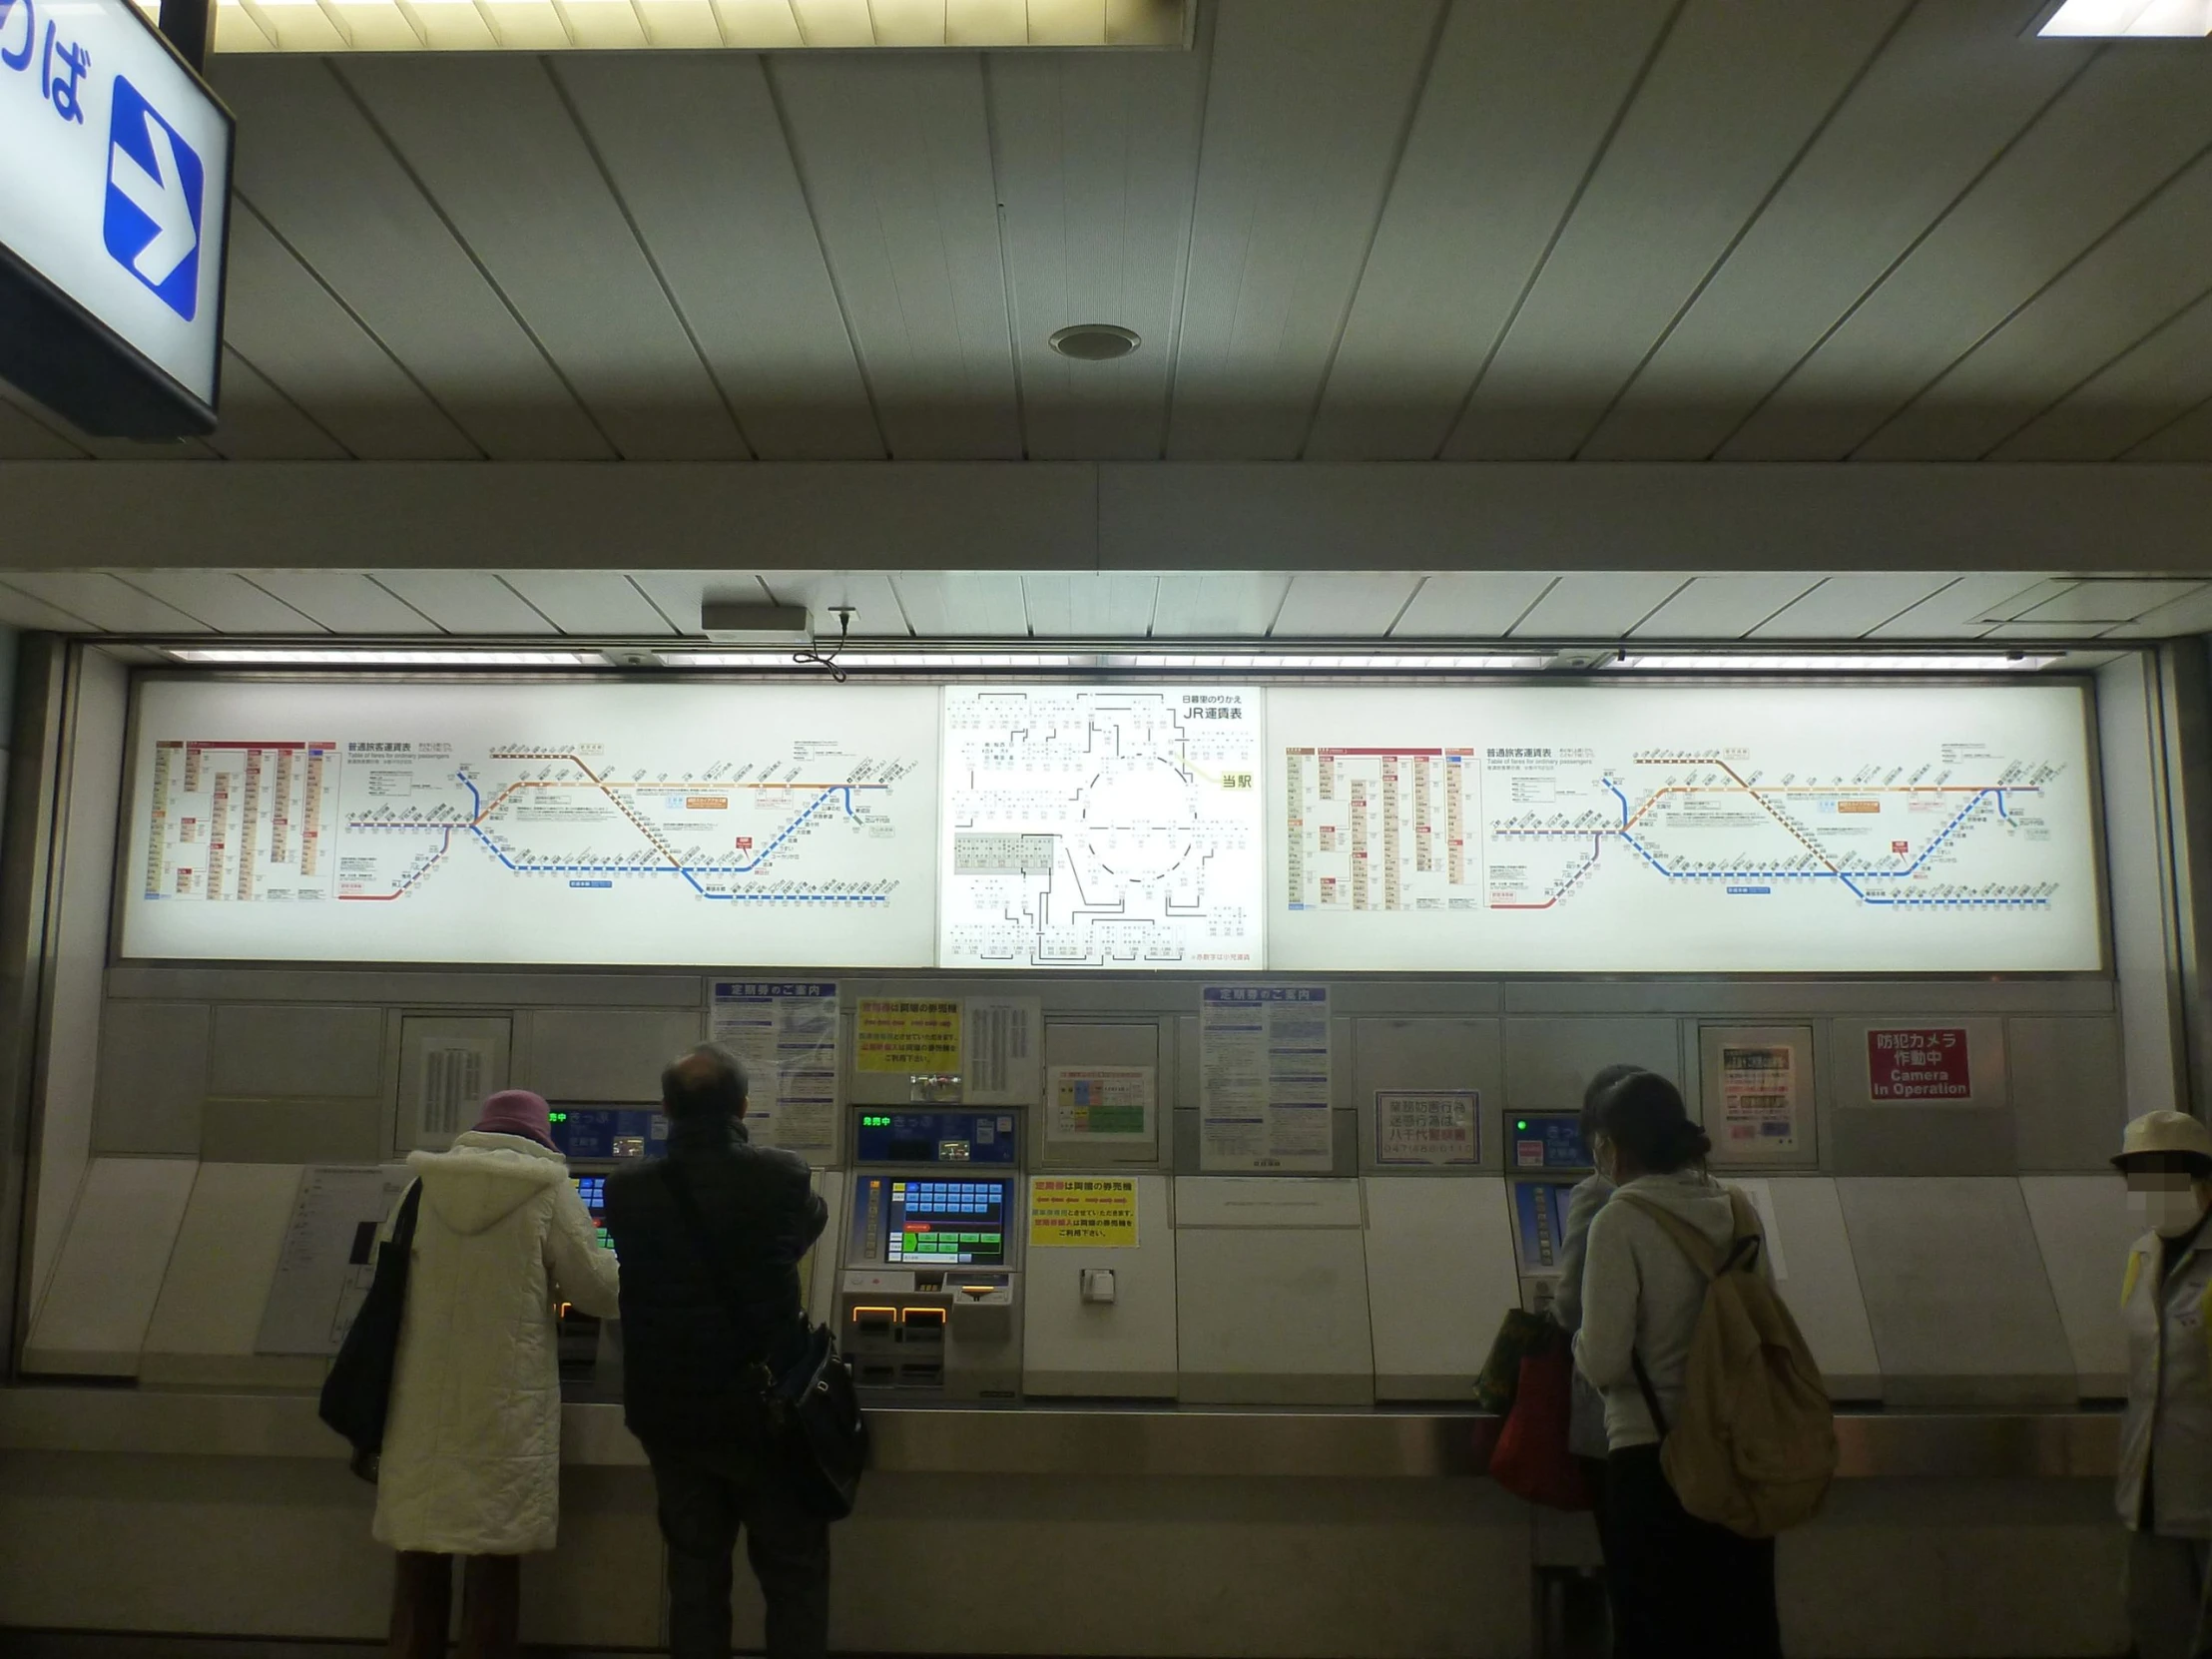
left=959, top=1286, right=995, bottom=1299
left=850, top=1305, right=897, bottom=1327
left=898, top=1307, right=947, bottom=1328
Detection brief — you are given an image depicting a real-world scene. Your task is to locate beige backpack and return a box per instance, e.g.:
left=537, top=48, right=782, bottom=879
left=1614, top=1189, right=1838, bottom=1539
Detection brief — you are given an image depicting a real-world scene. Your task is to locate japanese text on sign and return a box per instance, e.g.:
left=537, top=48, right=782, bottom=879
left=1029, top=1177, right=1139, bottom=1249
left=1867, top=1027, right=1972, bottom=1101
left=855, top=998, right=961, bottom=1074
left=1375, top=1091, right=1478, bottom=1166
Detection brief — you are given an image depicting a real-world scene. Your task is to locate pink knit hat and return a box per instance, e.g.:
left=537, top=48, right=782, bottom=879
left=473, top=1089, right=557, bottom=1151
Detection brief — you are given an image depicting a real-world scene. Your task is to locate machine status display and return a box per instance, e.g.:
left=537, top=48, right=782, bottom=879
left=1511, top=1114, right=1591, bottom=1170
left=570, top=1174, right=612, bottom=1250
left=854, top=1110, right=1018, bottom=1167
left=548, top=1108, right=666, bottom=1162
left=880, top=1178, right=1009, bottom=1266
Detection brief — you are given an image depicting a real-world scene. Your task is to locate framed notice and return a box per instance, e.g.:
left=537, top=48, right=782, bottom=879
left=1697, top=1025, right=1816, bottom=1167
left=1374, top=1090, right=1479, bottom=1166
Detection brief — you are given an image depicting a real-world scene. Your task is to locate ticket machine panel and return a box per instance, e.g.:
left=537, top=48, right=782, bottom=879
left=836, top=1109, right=1024, bottom=1401
left=1507, top=1111, right=1591, bottom=1313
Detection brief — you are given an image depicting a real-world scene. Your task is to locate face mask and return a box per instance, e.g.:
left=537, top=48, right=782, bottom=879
left=2145, top=1187, right=2209, bottom=1238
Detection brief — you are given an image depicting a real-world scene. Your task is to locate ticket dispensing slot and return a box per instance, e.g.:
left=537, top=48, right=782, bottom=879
left=836, top=1107, right=1023, bottom=1400
left=1507, top=1112, right=1594, bottom=1314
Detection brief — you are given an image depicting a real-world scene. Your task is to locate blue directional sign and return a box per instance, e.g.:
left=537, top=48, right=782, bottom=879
left=0, top=0, right=230, bottom=435
left=104, top=76, right=207, bottom=321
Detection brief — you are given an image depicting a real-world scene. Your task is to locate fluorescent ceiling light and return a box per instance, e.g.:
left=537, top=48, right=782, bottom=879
left=2039, top=0, right=2212, bottom=34
left=208, top=0, right=1189, bottom=51
left=1609, top=653, right=2062, bottom=673
left=166, top=648, right=600, bottom=667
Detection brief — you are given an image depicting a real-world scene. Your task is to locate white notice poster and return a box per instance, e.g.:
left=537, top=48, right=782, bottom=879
left=963, top=997, right=1042, bottom=1105
left=1375, top=1090, right=1479, bottom=1166
left=257, top=1164, right=414, bottom=1356
left=1047, top=1066, right=1158, bottom=1144
left=416, top=1038, right=494, bottom=1144
left=1719, top=1043, right=1802, bottom=1156
left=709, top=980, right=839, bottom=1161
left=1199, top=985, right=1332, bottom=1172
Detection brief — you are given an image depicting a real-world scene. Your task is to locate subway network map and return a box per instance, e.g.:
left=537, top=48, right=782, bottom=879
left=124, top=681, right=939, bottom=964
left=1271, top=684, right=2100, bottom=973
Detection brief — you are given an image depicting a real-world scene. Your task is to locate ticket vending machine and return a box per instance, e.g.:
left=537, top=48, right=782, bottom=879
left=1506, top=1111, right=1594, bottom=1313
left=835, top=1108, right=1025, bottom=1400
left=548, top=1105, right=661, bottom=1386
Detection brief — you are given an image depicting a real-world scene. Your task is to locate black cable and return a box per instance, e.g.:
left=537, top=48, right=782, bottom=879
left=794, top=608, right=853, bottom=683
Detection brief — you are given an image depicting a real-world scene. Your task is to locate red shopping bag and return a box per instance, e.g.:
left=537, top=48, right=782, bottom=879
left=1487, top=1341, right=1592, bottom=1511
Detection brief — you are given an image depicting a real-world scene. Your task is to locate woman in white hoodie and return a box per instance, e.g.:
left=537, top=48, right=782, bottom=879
left=374, top=1089, right=622, bottom=1659
left=1573, top=1070, right=1781, bottom=1659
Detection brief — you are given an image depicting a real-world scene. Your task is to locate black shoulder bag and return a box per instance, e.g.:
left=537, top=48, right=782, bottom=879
left=317, top=1180, right=423, bottom=1482
left=662, top=1163, right=868, bottom=1520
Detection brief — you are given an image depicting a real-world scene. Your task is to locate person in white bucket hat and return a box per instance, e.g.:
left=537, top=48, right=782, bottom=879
left=2116, top=1109, right=2212, bottom=1659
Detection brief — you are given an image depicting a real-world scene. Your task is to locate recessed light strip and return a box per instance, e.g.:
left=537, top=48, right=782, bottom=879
left=166, top=648, right=599, bottom=667
left=2038, top=0, right=2212, bottom=35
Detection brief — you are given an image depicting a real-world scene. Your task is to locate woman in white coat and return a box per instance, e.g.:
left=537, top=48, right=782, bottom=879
left=374, top=1089, right=620, bottom=1659
left=2115, top=1109, right=2212, bottom=1659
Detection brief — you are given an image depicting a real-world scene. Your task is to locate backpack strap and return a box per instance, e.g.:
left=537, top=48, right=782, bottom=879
left=1614, top=1189, right=1762, bottom=1281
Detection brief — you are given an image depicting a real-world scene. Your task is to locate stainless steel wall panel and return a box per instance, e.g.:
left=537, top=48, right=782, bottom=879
left=2009, top=1016, right=2128, bottom=1172
left=517, top=1006, right=704, bottom=1104
left=1501, top=1017, right=1682, bottom=1114
left=91, top=1001, right=211, bottom=1156
left=208, top=1005, right=385, bottom=1100
left=1839, top=1176, right=2075, bottom=1407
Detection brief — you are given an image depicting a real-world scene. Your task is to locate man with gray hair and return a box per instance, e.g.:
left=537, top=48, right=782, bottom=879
left=603, top=1044, right=830, bottom=1659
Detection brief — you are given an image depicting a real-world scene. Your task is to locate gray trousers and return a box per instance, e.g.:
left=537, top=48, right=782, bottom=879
left=649, top=1450, right=830, bottom=1659
left=2130, top=1531, right=2212, bottom=1659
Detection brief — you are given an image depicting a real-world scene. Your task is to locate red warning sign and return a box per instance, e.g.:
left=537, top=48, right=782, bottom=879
left=1868, top=1027, right=1972, bottom=1101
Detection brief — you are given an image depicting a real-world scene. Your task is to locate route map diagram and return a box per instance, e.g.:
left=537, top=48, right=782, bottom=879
left=939, top=686, right=1265, bottom=968
left=124, top=681, right=939, bottom=965
left=1272, top=684, right=2100, bottom=973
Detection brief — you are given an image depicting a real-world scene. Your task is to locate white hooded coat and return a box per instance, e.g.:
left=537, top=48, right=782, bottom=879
left=371, top=1132, right=620, bottom=1556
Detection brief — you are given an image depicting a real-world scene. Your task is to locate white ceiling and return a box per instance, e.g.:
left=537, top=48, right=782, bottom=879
left=7, top=568, right=2210, bottom=642
left=11, top=0, right=2212, bottom=464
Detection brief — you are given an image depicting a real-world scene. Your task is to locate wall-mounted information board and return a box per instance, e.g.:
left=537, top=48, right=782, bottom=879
left=122, top=677, right=2101, bottom=973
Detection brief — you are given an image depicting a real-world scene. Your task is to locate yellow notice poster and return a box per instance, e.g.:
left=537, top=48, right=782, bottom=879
left=854, top=998, right=961, bottom=1074
left=1028, top=1177, right=1139, bottom=1250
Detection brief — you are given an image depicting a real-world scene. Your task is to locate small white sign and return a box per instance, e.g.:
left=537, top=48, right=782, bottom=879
left=0, top=0, right=229, bottom=409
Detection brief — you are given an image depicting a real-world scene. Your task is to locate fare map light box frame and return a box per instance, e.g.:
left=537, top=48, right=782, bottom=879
left=111, top=672, right=2110, bottom=978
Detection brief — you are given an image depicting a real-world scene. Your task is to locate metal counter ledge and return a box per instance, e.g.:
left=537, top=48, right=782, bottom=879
left=0, top=1388, right=2122, bottom=1480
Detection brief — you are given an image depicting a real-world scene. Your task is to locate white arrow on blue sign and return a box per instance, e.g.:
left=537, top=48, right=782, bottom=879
left=0, top=0, right=229, bottom=427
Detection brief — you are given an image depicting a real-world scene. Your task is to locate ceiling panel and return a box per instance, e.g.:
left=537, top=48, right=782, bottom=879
left=1629, top=574, right=1823, bottom=639
left=1021, top=573, right=1159, bottom=637
left=118, top=571, right=325, bottom=632
left=2104, top=586, right=2212, bottom=638
left=1747, top=574, right=1957, bottom=639
left=1584, top=0, right=2086, bottom=461
left=1, top=573, right=211, bottom=633
left=1390, top=573, right=1558, bottom=637
left=1165, top=0, right=1442, bottom=460
left=0, top=386, right=213, bottom=461
left=0, top=582, right=99, bottom=632
left=1507, top=573, right=1686, bottom=639
left=0, top=395, right=88, bottom=459
left=1861, top=153, right=2212, bottom=460
left=213, top=58, right=612, bottom=460
left=2130, top=390, right=2212, bottom=460
left=245, top=572, right=443, bottom=633
left=1997, top=287, right=2212, bottom=459
left=221, top=204, right=478, bottom=460
left=206, top=350, right=350, bottom=461
left=341, top=57, right=747, bottom=462
left=371, top=572, right=555, bottom=634
left=1865, top=573, right=2054, bottom=638
left=892, top=573, right=1030, bottom=637
left=1723, top=45, right=2212, bottom=460
left=993, top=47, right=1206, bottom=460
left=1269, top=573, right=1421, bottom=637
left=774, top=54, right=1021, bottom=459
left=553, top=56, right=883, bottom=462
left=498, top=573, right=676, bottom=636
left=1443, top=0, right=1908, bottom=461
left=2011, top=578, right=2208, bottom=624
left=1979, top=621, right=2121, bottom=640
left=626, top=572, right=769, bottom=636
left=1147, top=573, right=1293, bottom=637
left=1307, top=0, right=1672, bottom=461
left=749, top=570, right=910, bottom=638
